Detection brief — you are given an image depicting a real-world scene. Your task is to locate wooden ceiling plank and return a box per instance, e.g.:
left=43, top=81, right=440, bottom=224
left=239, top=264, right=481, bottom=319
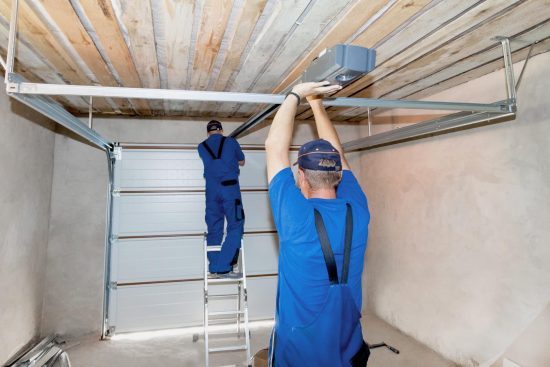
left=297, top=0, right=528, bottom=120
left=346, top=21, right=550, bottom=120
left=215, top=0, right=312, bottom=116
left=295, top=0, right=485, bottom=120
left=150, top=0, right=196, bottom=116
left=407, top=37, right=550, bottom=102
left=199, top=0, right=268, bottom=117
left=233, top=0, right=355, bottom=118
left=76, top=0, right=151, bottom=115
left=343, top=36, right=550, bottom=123
left=326, top=0, right=549, bottom=121
left=189, top=0, right=234, bottom=91
left=33, top=0, right=132, bottom=112
left=115, top=0, right=164, bottom=115
left=0, top=0, right=114, bottom=112
left=0, top=21, right=89, bottom=110
left=273, top=0, right=391, bottom=94
left=186, top=0, right=235, bottom=117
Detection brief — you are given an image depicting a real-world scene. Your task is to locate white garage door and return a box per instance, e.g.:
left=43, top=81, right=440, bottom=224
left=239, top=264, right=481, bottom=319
left=105, top=143, right=293, bottom=335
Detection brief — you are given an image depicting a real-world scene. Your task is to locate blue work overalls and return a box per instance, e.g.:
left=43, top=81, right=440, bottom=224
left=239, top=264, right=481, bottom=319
left=200, top=136, right=245, bottom=273
left=269, top=204, right=370, bottom=367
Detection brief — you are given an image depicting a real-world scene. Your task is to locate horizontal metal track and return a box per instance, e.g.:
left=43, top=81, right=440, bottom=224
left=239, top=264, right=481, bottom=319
left=8, top=80, right=510, bottom=112
left=118, top=142, right=300, bottom=151
left=116, top=273, right=277, bottom=287
left=118, top=188, right=268, bottom=195
left=343, top=110, right=516, bottom=151
left=6, top=76, right=113, bottom=152
left=117, top=230, right=277, bottom=240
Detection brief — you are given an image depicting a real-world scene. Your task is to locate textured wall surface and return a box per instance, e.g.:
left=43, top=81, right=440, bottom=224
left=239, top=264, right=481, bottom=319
left=41, top=117, right=363, bottom=337
left=0, top=91, right=55, bottom=363
left=360, top=53, right=550, bottom=366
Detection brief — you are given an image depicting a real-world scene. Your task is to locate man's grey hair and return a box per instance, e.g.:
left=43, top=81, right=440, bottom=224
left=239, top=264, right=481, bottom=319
left=302, top=169, right=342, bottom=190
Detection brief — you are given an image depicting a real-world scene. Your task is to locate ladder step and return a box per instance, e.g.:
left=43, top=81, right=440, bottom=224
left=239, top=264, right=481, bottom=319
left=206, top=245, right=222, bottom=252
left=207, top=273, right=244, bottom=283
left=207, top=318, right=240, bottom=325
left=209, top=345, right=247, bottom=353
left=209, top=293, right=239, bottom=299
left=209, top=310, right=244, bottom=317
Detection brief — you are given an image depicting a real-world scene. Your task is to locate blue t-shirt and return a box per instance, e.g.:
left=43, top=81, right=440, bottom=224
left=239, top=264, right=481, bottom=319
left=269, top=167, right=370, bottom=327
left=198, top=135, right=245, bottom=181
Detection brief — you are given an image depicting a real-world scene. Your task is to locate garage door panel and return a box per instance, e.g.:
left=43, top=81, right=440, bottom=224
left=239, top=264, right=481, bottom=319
left=108, top=146, right=280, bottom=334
left=116, top=192, right=274, bottom=236
left=115, top=237, right=204, bottom=283
left=113, top=277, right=277, bottom=333
left=114, top=233, right=278, bottom=283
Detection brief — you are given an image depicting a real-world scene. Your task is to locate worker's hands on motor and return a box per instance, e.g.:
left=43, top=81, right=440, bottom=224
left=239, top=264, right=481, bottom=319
left=291, top=81, right=342, bottom=101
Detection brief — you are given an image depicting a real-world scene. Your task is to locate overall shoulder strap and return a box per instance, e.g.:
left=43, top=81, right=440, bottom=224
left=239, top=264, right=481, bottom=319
left=314, top=209, right=339, bottom=285
left=216, top=136, right=227, bottom=159
left=341, top=203, right=353, bottom=284
left=201, top=141, right=217, bottom=160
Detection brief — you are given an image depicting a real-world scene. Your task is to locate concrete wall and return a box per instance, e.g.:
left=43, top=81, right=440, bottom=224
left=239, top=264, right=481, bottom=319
left=0, top=91, right=55, bottom=363
left=41, top=116, right=363, bottom=337
left=360, top=52, right=550, bottom=366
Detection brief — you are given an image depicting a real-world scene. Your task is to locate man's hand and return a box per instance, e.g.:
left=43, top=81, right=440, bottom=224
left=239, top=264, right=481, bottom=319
left=291, top=81, right=342, bottom=101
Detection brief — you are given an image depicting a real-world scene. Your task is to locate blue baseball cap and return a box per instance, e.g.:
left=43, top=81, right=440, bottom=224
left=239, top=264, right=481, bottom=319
left=293, top=139, right=342, bottom=172
left=207, top=120, right=223, bottom=132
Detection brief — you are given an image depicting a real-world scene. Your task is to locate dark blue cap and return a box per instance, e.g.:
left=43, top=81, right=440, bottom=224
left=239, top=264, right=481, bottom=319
left=294, top=139, right=342, bottom=172
left=207, top=120, right=223, bottom=132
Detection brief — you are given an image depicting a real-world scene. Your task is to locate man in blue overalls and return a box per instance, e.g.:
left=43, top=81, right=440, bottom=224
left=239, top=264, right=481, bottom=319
left=265, top=82, right=371, bottom=366
left=198, top=120, right=246, bottom=274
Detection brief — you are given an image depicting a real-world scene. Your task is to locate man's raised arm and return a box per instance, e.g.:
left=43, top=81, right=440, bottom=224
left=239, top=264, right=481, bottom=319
left=307, top=95, right=350, bottom=170
left=265, top=82, right=342, bottom=183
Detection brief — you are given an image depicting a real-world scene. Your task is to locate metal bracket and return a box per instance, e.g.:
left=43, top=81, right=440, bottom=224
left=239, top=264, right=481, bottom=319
left=105, top=326, right=116, bottom=337
left=109, top=281, right=118, bottom=290
left=110, top=146, right=122, bottom=161
left=109, top=235, right=118, bottom=243
left=112, top=189, right=121, bottom=197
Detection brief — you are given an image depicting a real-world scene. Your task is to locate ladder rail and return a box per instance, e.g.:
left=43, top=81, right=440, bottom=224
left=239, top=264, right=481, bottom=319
left=203, top=235, right=252, bottom=367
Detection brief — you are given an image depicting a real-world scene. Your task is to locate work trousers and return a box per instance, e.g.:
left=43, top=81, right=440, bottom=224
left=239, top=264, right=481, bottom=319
left=205, top=179, right=245, bottom=273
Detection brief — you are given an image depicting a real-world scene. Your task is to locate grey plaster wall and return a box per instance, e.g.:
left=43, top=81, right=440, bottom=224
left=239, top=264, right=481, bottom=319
left=359, top=52, right=550, bottom=366
left=41, top=117, right=363, bottom=337
left=0, top=91, right=55, bottom=363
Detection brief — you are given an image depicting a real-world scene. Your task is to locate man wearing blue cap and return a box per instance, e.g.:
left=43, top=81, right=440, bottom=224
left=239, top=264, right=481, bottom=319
left=265, top=82, right=371, bottom=366
left=198, top=120, right=246, bottom=274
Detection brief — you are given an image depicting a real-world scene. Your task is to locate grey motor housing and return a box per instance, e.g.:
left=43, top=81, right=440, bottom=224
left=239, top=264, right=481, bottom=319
left=302, top=44, right=376, bottom=87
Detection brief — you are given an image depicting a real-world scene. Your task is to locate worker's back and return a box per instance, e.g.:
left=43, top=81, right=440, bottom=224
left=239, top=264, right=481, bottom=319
left=268, top=167, right=370, bottom=366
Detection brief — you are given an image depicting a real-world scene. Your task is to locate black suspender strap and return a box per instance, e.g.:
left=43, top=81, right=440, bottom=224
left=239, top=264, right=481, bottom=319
left=313, top=204, right=353, bottom=285
left=314, top=209, right=339, bottom=285
left=217, top=136, right=227, bottom=159
left=201, top=141, right=217, bottom=160
left=201, top=136, right=227, bottom=160
left=341, top=203, right=353, bottom=284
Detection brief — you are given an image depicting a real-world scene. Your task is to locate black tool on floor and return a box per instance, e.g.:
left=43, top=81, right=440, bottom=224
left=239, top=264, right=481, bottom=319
left=369, top=342, right=400, bottom=354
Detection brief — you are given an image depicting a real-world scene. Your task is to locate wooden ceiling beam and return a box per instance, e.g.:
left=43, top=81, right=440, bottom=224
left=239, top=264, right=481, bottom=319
left=199, top=0, right=268, bottom=117
left=34, top=0, right=132, bottom=113
left=296, top=0, right=528, bottom=120
left=76, top=0, right=152, bottom=115
left=323, top=0, right=549, bottom=121
left=344, top=21, right=550, bottom=121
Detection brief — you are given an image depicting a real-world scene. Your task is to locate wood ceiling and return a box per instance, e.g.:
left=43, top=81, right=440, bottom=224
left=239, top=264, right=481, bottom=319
left=1, top=0, right=549, bottom=121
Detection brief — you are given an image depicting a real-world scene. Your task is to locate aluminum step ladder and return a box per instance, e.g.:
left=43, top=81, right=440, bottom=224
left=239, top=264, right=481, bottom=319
left=203, top=234, right=251, bottom=367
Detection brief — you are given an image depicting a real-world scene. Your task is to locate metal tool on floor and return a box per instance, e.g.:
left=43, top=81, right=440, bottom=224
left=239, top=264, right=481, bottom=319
left=369, top=341, right=400, bottom=354
left=202, top=234, right=252, bottom=367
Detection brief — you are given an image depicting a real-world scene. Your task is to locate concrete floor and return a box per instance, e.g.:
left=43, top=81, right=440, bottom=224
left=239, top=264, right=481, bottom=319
left=65, top=314, right=457, bottom=366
